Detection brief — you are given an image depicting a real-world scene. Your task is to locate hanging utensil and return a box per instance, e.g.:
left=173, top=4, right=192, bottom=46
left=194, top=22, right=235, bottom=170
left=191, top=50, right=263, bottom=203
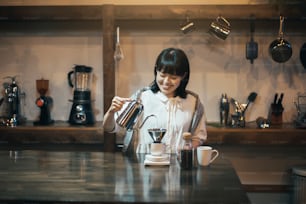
left=243, top=92, right=257, bottom=113
left=209, top=16, right=231, bottom=40
left=114, top=26, right=124, bottom=62
left=180, top=16, right=195, bottom=34
left=246, top=16, right=258, bottom=64
left=269, top=15, right=292, bottom=63
left=0, top=97, right=4, bottom=106
left=300, top=43, right=306, bottom=69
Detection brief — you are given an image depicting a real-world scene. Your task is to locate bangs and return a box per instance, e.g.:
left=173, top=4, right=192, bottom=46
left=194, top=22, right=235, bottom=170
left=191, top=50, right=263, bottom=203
left=156, top=62, right=186, bottom=77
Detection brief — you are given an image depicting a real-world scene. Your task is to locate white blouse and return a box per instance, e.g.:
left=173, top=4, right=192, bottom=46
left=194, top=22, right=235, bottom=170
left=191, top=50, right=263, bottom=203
left=115, top=89, right=207, bottom=154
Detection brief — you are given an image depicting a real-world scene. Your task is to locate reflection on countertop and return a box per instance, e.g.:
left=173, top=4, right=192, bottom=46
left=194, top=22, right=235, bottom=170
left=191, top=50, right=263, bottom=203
left=0, top=151, right=250, bottom=204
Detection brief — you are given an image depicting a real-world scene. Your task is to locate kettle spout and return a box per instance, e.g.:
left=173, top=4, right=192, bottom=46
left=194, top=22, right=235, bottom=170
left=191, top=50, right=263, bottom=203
left=139, top=114, right=157, bottom=129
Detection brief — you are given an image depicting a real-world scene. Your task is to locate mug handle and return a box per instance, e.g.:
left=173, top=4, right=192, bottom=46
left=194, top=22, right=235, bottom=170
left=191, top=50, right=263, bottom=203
left=217, top=16, right=230, bottom=27
left=209, top=149, right=219, bottom=164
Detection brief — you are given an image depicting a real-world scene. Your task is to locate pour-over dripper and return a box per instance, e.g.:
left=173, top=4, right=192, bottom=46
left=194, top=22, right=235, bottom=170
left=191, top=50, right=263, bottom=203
left=148, top=128, right=166, bottom=143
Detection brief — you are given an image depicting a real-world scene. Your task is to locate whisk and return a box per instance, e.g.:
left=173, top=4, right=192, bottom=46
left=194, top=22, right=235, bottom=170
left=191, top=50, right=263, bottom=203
left=114, top=26, right=124, bottom=62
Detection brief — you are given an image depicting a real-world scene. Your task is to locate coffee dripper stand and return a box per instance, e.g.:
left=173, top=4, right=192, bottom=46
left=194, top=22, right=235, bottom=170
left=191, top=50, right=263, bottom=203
left=144, top=128, right=170, bottom=166
left=34, top=79, right=54, bottom=125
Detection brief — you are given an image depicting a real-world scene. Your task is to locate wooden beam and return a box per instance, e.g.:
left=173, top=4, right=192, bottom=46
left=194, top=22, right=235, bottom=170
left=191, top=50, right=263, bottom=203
left=114, top=4, right=306, bottom=20
left=102, top=4, right=116, bottom=152
left=0, top=4, right=305, bottom=21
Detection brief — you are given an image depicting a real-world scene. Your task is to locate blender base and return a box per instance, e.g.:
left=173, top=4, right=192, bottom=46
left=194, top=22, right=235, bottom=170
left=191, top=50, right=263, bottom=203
left=68, top=102, right=95, bottom=125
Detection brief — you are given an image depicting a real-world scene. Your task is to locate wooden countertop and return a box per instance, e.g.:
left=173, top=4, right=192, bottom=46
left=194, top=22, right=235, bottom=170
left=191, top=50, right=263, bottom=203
left=0, top=121, right=305, bottom=147
left=206, top=122, right=306, bottom=145
left=0, top=151, right=250, bottom=204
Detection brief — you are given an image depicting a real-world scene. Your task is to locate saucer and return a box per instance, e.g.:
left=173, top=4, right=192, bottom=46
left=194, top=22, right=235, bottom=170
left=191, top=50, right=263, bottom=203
left=144, top=159, right=170, bottom=166
left=145, top=154, right=169, bottom=162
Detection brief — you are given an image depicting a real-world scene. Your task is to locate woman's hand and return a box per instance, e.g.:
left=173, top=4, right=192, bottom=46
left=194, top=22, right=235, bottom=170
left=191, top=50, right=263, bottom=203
left=103, top=96, right=131, bottom=132
left=108, top=96, right=132, bottom=113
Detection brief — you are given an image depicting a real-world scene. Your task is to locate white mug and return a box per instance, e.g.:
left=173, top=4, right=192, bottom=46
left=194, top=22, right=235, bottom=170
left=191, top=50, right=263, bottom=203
left=197, top=146, right=219, bottom=166
left=150, top=143, right=165, bottom=156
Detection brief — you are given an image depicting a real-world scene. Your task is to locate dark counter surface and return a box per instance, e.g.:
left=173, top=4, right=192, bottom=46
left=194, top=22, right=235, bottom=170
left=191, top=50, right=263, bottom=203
left=0, top=150, right=250, bottom=204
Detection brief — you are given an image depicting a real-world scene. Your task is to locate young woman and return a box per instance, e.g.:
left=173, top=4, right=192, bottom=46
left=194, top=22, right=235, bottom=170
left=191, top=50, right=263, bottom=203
left=103, top=48, right=207, bottom=154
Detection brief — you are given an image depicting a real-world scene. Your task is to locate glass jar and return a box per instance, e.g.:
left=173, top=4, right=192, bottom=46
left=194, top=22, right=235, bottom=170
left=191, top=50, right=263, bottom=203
left=179, top=132, right=193, bottom=170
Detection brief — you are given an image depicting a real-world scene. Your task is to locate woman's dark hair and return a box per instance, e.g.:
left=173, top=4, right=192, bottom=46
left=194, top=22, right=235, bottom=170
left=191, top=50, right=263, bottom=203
left=150, top=48, right=190, bottom=98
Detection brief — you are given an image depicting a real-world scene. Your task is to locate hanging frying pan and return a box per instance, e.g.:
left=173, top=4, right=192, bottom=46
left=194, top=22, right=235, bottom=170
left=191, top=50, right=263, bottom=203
left=300, top=43, right=306, bottom=69
left=269, top=16, right=292, bottom=63
left=246, top=16, right=258, bottom=64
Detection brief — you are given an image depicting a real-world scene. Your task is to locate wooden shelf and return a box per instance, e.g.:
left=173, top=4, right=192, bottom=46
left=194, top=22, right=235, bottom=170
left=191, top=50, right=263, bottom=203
left=206, top=123, right=306, bottom=145
left=0, top=121, right=104, bottom=144
left=0, top=121, right=305, bottom=146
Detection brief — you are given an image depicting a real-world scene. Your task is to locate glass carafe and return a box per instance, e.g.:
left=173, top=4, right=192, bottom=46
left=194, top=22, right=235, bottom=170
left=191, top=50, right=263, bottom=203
left=179, top=132, right=193, bottom=170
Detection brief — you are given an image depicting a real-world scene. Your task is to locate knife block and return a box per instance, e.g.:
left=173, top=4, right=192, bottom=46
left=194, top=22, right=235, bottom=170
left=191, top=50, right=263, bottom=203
left=268, top=103, right=283, bottom=125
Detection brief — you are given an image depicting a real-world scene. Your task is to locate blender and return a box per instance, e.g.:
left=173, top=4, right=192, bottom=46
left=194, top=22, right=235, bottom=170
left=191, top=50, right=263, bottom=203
left=68, top=65, right=95, bottom=125
left=34, top=79, right=54, bottom=125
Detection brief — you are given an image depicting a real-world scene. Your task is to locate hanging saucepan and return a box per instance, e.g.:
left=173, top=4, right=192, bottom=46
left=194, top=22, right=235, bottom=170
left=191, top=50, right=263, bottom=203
left=269, top=16, right=292, bottom=63
left=246, top=16, right=258, bottom=64
left=300, top=43, right=306, bottom=69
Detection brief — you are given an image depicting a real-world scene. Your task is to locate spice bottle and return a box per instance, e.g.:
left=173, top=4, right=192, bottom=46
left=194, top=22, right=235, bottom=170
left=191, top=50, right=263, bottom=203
left=180, top=132, right=193, bottom=170
left=220, top=93, right=229, bottom=126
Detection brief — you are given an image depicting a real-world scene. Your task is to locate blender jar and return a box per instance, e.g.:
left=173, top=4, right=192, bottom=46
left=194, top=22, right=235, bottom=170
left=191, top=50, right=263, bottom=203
left=68, top=65, right=93, bottom=91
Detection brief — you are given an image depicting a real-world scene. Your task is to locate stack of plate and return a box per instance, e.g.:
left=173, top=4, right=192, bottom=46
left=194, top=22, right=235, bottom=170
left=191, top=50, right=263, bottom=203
left=144, top=154, right=170, bottom=166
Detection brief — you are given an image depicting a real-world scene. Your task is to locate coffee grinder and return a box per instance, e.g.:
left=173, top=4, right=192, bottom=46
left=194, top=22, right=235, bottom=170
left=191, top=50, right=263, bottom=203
left=68, top=65, right=95, bottom=125
left=34, top=78, right=54, bottom=125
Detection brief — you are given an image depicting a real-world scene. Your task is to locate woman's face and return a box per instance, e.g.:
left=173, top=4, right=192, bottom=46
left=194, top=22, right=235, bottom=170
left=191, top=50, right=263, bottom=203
left=156, top=71, right=184, bottom=97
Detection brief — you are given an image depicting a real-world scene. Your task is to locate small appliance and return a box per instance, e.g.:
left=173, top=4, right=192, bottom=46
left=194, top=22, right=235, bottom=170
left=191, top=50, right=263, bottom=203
left=1, top=76, right=26, bottom=126
left=294, top=93, right=306, bottom=128
left=68, top=65, right=95, bottom=125
left=34, top=79, right=54, bottom=125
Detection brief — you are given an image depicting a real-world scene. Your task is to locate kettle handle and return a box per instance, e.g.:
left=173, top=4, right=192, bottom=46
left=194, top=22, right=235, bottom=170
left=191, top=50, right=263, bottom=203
left=217, top=16, right=231, bottom=27
left=67, top=70, right=74, bottom=88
